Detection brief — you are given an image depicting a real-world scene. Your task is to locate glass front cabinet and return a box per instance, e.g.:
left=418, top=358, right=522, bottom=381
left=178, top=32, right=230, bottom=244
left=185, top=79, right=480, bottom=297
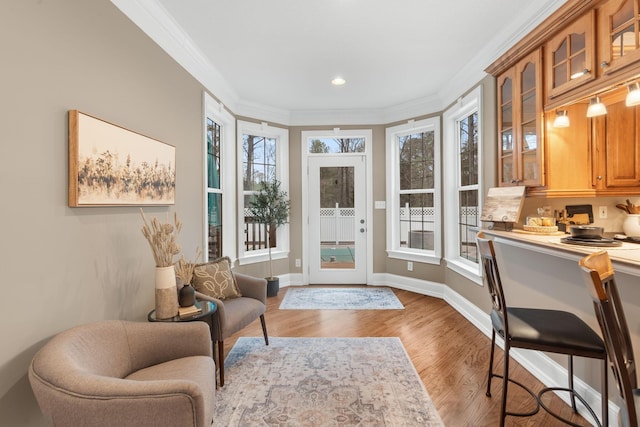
left=598, top=0, right=640, bottom=77
left=498, top=48, right=544, bottom=187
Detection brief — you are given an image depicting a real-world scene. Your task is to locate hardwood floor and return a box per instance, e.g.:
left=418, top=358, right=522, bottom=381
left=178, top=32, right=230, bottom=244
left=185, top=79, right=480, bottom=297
left=225, top=285, right=596, bottom=426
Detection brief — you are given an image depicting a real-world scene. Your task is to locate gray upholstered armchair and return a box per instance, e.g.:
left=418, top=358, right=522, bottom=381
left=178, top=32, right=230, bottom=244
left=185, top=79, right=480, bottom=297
left=195, top=272, right=269, bottom=386
left=28, top=320, right=216, bottom=427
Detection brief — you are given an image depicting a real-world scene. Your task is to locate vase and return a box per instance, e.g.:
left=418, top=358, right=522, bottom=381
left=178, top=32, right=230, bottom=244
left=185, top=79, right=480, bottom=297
left=155, top=265, right=178, bottom=319
left=623, top=214, right=640, bottom=237
left=179, top=283, right=196, bottom=307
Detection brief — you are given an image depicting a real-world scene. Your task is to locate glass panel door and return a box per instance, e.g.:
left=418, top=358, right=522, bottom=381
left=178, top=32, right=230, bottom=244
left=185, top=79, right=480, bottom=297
left=308, top=156, right=366, bottom=284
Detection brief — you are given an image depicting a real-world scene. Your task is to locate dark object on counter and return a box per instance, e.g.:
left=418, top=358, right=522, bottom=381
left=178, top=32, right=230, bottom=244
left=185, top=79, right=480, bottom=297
left=560, top=237, right=622, bottom=247
left=566, top=204, right=593, bottom=224
left=569, top=225, right=604, bottom=240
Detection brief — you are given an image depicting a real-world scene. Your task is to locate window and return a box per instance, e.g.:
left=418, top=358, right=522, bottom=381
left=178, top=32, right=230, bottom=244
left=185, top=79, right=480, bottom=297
left=385, top=117, right=441, bottom=264
left=204, top=93, right=236, bottom=262
left=444, top=86, right=482, bottom=284
left=237, top=121, right=289, bottom=264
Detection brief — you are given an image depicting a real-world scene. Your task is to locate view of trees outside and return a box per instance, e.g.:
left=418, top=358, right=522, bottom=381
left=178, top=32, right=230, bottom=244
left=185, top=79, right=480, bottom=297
left=458, top=111, right=479, bottom=262
left=206, top=118, right=222, bottom=260
left=242, top=134, right=277, bottom=251
left=398, top=131, right=435, bottom=249
left=309, top=138, right=363, bottom=208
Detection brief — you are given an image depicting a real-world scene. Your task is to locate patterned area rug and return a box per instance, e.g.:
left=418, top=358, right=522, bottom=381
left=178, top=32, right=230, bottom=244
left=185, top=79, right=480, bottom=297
left=279, top=287, right=404, bottom=310
left=214, top=337, right=443, bottom=426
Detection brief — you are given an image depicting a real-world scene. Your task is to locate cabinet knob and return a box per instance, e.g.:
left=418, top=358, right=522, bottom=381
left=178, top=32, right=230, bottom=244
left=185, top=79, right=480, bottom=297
left=597, top=175, right=603, bottom=180
left=600, top=61, right=609, bottom=69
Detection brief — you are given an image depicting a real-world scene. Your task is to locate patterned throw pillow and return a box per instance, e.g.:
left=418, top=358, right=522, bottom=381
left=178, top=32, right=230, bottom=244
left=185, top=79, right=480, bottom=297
left=192, top=257, right=242, bottom=300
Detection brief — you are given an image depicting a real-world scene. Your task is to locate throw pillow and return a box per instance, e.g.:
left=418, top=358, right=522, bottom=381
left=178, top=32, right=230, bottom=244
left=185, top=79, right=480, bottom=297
left=192, top=257, right=242, bottom=300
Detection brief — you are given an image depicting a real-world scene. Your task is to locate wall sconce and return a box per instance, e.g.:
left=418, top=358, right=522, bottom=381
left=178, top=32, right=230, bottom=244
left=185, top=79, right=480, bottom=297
left=586, top=96, right=607, bottom=117
left=553, top=110, right=570, bottom=128
left=626, top=82, right=640, bottom=107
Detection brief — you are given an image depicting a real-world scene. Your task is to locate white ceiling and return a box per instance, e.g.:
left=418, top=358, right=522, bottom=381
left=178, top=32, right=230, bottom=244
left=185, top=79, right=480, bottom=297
left=113, top=0, right=567, bottom=124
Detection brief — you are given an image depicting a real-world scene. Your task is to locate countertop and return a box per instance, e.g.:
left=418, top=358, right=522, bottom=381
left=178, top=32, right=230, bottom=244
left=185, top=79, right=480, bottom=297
left=481, top=228, right=640, bottom=276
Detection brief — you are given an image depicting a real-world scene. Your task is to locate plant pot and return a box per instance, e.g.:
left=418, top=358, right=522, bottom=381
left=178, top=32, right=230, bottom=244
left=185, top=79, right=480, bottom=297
left=266, top=277, right=279, bottom=297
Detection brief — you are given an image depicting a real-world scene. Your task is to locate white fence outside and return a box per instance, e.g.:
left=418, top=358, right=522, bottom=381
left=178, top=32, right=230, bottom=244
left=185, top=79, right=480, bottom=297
left=245, top=205, right=478, bottom=246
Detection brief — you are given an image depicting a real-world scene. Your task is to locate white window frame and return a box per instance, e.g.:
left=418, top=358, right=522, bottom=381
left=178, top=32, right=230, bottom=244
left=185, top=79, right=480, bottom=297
left=385, top=117, right=441, bottom=265
left=204, top=93, right=236, bottom=262
left=443, top=86, right=483, bottom=285
left=237, top=120, right=289, bottom=265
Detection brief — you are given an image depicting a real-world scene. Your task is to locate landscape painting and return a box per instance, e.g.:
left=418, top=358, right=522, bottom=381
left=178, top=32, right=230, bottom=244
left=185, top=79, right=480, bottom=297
left=68, top=110, right=176, bottom=207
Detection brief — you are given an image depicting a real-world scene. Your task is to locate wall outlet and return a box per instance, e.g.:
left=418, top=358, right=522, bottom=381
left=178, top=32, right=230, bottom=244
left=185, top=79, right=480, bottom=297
left=599, top=206, right=608, bottom=219
left=407, top=261, right=413, bottom=271
left=295, top=258, right=301, bottom=268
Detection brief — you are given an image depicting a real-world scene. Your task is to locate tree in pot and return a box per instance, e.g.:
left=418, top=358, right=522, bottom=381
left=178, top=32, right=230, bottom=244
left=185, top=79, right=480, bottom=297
left=248, top=179, right=290, bottom=297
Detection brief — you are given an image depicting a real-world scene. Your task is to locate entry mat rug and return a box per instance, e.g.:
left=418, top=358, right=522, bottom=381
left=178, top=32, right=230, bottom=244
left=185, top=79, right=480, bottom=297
left=279, top=287, right=404, bottom=310
left=214, top=337, right=444, bottom=426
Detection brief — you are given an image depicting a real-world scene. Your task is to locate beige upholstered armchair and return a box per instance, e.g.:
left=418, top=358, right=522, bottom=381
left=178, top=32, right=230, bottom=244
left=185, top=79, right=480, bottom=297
left=195, top=272, right=269, bottom=386
left=29, top=320, right=216, bottom=427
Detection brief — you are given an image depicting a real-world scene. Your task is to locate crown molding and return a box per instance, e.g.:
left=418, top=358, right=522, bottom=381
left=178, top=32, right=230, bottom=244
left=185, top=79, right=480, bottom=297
left=112, top=0, right=565, bottom=126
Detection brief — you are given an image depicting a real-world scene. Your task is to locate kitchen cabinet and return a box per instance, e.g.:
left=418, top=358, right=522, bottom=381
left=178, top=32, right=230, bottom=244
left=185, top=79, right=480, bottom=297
left=598, top=0, right=640, bottom=77
left=545, top=11, right=596, bottom=100
left=498, top=48, right=544, bottom=187
left=591, top=89, right=640, bottom=193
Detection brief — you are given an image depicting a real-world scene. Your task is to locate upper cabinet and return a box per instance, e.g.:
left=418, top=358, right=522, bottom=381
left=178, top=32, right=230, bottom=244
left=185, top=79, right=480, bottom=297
left=498, top=49, right=544, bottom=188
left=598, top=0, right=640, bottom=77
left=545, top=12, right=596, bottom=100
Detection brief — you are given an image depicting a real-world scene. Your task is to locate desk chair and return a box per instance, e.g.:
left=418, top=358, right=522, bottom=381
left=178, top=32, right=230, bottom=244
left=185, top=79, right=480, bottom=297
left=580, top=250, right=640, bottom=427
left=476, top=232, right=608, bottom=426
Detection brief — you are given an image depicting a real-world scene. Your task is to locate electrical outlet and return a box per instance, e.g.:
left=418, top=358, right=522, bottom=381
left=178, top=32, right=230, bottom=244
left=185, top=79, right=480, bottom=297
left=407, top=261, right=413, bottom=271
left=295, top=258, right=301, bottom=268
left=599, top=206, right=608, bottom=219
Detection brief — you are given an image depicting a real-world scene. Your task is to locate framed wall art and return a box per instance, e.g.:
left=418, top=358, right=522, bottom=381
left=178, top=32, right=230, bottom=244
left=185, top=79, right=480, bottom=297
left=68, top=110, right=176, bottom=207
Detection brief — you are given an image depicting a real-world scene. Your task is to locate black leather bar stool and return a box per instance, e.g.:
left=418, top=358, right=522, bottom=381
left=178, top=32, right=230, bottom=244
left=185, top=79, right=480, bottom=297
left=580, top=250, right=639, bottom=427
left=476, top=232, right=608, bottom=426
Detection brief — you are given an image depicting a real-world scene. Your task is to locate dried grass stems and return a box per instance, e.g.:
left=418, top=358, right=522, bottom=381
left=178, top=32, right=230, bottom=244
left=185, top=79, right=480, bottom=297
left=175, top=247, right=202, bottom=284
left=140, top=208, right=182, bottom=267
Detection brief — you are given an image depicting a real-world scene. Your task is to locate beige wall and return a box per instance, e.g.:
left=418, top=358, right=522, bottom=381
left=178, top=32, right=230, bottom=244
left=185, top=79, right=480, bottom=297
left=0, top=1, right=504, bottom=426
left=0, top=1, right=206, bottom=425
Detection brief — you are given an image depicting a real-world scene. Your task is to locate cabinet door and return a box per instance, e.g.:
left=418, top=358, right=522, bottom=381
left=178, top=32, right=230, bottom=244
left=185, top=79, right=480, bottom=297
left=516, top=54, right=544, bottom=187
left=545, top=12, right=596, bottom=100
left=598, top=0, right=640, bottom=76
left=595, top=97, right=640, bottom=189
left=498, top=69, right=516, bottom=186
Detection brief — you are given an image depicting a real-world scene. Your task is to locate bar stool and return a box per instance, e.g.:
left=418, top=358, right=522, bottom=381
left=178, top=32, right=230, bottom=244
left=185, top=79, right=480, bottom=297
left=580, top=250, right=640, bottom=427
left=476, top=232, right=608, bottom=427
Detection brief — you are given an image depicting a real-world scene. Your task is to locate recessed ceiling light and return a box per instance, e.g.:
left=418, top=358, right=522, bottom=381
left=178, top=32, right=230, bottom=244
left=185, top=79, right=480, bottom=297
left=331, top=77, right=346, bottom=86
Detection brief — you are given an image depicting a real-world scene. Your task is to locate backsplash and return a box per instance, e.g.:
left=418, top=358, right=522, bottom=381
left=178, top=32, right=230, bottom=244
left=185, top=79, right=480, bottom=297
left=520, top=196, right=640, bottom=233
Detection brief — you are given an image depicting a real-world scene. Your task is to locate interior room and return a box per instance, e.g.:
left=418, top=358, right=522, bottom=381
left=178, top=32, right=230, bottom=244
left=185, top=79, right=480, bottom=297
left=4, top=0, right=640, bottom=425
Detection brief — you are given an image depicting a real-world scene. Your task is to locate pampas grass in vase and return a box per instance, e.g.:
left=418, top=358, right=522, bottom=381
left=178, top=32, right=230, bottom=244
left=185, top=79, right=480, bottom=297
left=140, top=209, right=182, bottom=319
left=175, top=248, right=201, bottom=307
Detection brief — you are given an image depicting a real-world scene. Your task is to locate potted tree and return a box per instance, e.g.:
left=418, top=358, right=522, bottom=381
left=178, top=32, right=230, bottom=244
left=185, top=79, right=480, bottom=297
left=248, top=179, right=290, bottom=297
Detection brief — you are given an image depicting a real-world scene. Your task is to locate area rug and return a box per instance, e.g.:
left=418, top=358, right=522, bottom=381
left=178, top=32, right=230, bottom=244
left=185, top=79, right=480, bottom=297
left=279, top=287, right=404, bottom=310
left=214, top=337, right=443, bottom=426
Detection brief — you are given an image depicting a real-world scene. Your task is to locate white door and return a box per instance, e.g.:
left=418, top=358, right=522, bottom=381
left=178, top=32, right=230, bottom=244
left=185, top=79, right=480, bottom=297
left=308, top=155, right=367, bottom=284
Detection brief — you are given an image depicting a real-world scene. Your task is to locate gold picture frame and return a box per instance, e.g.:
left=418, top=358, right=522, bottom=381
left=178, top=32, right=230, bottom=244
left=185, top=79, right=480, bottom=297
left=68, top=110, right=176, bottom=207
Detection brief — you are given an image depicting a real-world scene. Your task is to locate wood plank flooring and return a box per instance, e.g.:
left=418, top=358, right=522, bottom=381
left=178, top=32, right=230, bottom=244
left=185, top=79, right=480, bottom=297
left=224, top=285, right=596, bottom=426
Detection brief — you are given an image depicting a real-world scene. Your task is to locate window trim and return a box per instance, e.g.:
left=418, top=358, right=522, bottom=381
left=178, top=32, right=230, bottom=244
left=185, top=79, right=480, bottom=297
left=203, top=93, right=236, bottom=262
left=443, top=86, right=483, bottom=285
left=385, top=117, right=441, bottom=265
left=237, top=120, right=289, bottom=265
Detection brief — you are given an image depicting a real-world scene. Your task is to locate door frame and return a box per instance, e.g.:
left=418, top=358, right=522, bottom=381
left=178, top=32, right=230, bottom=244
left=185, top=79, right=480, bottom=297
left=301, top=129, right=373, bottom=285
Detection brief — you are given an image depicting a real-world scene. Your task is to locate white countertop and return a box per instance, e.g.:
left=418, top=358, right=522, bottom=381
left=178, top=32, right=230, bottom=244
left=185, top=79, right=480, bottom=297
left=481, top=228, right=640, bottom=276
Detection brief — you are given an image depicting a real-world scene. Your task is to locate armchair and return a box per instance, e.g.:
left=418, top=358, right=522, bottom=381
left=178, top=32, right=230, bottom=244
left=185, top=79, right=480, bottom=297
left=29, top=320, right=216, bottom=427
left=195, top=272, right=269, bottom=386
